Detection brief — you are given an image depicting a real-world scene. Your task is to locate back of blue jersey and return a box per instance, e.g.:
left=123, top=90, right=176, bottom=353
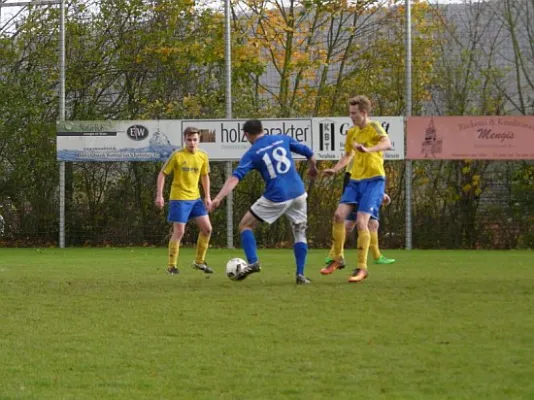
left=232, top=135, right=313, bottom=203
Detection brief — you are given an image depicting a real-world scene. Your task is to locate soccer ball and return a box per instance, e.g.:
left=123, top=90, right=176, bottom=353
left=226, top=258, right=247, bottom=280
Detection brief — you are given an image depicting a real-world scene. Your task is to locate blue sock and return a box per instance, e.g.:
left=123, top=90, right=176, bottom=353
left=293, top=242, right=308, bottom=276
left=240, top=229, right=258, bottom=264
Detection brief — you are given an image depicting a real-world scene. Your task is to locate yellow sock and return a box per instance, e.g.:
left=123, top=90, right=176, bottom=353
left=328, top=243, right=335, bottom=259
left=332, top=222, right=346, bottom=261
left=357, top=230, right=371, bottom=269
left=168, top=239, right=180, bottom=267
left=195, top=233, right=211, bottom=264
left=370, top=231, right=381, bottom=260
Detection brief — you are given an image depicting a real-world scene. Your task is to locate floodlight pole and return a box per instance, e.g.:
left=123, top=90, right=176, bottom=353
left=405, top=0, right=413, bottom=250
left=224, top=0, right=234, bottom=248
left=1, top=0, right=66, bottom=248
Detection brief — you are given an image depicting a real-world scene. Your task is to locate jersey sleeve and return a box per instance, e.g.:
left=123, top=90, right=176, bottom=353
left=370, top=121, right=387, bottom=138
left=161, top=152, right=177, bottom=175
left=232, top=151, right=255, bottom=181
left=201, top=153, right=210, bottom=175
left=288, top=137, right=314, bottom=158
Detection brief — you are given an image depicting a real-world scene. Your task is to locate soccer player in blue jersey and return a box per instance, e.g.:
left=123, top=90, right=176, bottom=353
left=209, top=119, right=318, bottom=284
left=155, top=127, right=213, bottom=275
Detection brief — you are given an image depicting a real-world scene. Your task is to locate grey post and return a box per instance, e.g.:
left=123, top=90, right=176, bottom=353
left=224, top=0, right=234, bottom=248
left=405, top=0, right=413, bottom=250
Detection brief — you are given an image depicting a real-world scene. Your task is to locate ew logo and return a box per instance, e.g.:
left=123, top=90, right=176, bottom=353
left=127, top=125, right=149, bottom=141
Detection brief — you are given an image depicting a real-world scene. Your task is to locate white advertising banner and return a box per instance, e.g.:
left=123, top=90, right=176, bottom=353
left=311, top=117, right=405, bottom=160
left=57, top=120, right=183, bottom=161
left=180, top=119, right=313, bottom=160
left=57, top=117, right=404, bottom=161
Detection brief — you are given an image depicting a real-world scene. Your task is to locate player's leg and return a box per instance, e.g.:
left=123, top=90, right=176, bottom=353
left=285, top=194, right=310, bottom=284
left=348, top=179, right=385, bottom=283
left=321, top=180, right=358, bottom=275
left=166, top=200, right=191, bottom=274
left=235, top=197, right=288, bottom=281
left=191, top=199, right=214, bottom=273
left=168, top=222, right=185, bottom=274
left=369, top=218, right=396, bottom=264
left=325, top=208, right=356, bottom=264
left=235, top=211, right=262, bottom=280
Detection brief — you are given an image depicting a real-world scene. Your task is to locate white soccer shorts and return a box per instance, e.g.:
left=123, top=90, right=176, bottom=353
left=250, top=193, right=307, bottom=225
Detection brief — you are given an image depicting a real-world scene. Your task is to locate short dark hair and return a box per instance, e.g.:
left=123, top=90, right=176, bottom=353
left=242, top=119, right=263, bottom=135
left=184, top=126, right=200, bottom=136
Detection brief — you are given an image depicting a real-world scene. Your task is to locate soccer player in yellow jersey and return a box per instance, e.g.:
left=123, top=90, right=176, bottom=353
left=321, top=95, right=392, bottom=283
left=324, top=153, right=396, bottom=266
left=155, top=127, right=213, bottom=275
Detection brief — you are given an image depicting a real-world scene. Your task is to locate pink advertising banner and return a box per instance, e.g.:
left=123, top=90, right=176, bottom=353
left=407, top=116, right=534, bottom=160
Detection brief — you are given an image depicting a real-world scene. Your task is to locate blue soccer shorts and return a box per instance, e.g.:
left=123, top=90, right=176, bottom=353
left=168, top=199, right=207, bottom=223
left=339, top=178, right=385, bottom=220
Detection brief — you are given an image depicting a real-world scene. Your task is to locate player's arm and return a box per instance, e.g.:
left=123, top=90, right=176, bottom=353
left=356, top=135, right=392, bottom=153
left=210, top=176, right=239, bottom=212
left=209, top=153, right=254, bottom=212
left=323, top=151, right=353, bottom=176
left=155, top=153, right=175, bottom=209
left=354, top=124, right=392, bottom=153
left=288, top=138, right=318, bottom=178
left=200, top=155, right=212, bottom=207
left=155, top=171, right=167, bottom=209
left=200, top=174, right=211, bottom=207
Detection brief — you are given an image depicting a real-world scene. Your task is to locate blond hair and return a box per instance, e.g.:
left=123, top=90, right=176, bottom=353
left=348, top=95, right=372, bottom=113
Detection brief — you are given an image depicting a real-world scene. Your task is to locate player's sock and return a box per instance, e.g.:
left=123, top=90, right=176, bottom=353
left=293, top=241, right=307, bottom=276
left=168, top=239, right=180, bottom=267
left=370, top=231, right=381, bottom=260
left=240, top=229, right=258, bottom=264
left=194, top=232, right=211, bottom=264
left=327, top=243, right=335, bottom=260
left=357, top=230, right=371, bottom=269
left=332, top=222, right=346, bottom=261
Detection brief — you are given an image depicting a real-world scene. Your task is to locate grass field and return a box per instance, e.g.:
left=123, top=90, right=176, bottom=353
left=1, top=248, right=533, bottom=400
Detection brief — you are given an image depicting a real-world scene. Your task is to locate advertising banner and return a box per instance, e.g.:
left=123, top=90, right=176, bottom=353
left=57, top=117, right=405, bottom=161
left=180, top=119, right=313, bottom=160
left=311, top=117, right=405, bottom=160
left=407, top=116, right=534, bottom=160
left=57, top=120, right=182, bottom=161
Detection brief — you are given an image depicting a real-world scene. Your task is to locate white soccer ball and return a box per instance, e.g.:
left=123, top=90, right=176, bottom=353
left=225, top=258, right=248, bottom=280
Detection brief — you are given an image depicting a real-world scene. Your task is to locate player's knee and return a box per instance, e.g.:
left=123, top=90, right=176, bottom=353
left=368, top=219, right=379, bottom=232
left=333, top=211, right=345, bottom=224
left=201, top=225, right=212, bottom=236
left=238, top=220, right=253, bottom=232
left=291, top=222, right=307, bottom=243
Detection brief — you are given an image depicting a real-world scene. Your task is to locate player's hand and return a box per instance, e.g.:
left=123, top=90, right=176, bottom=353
left=382, top=193, right=391, bottom=206
left=208, top=198, right=221, bottom=212
left=353, top=142, right=369, bottom=153
left=204, top=198, right=212, bottom=210
left=154, top=196, right=164, bottom=209
left=322, top=168, right=336, bottom=177
left=307, top=165, right=318, bottom=179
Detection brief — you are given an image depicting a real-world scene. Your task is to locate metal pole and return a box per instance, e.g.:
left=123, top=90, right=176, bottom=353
left=224, top=0, right=234, bottom=248
left=405, top=0, right=413, bottom=250
left=59, top=0, right=65, bottom=248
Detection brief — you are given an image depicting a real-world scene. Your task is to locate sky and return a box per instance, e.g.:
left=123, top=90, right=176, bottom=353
left=0, top=0, right=480, bottom=27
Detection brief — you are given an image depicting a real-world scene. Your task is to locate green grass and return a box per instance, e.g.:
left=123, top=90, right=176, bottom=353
left=0, top=248, right=533, bottom=400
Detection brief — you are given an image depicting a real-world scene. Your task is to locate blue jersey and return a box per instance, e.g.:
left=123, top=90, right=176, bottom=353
left=232, top=135, right=314, bottom=203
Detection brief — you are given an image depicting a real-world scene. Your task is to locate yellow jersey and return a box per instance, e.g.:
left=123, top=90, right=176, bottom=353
left=345, top=121, right=387, bottom=180
left=161, top=148, right=210, bottom=200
